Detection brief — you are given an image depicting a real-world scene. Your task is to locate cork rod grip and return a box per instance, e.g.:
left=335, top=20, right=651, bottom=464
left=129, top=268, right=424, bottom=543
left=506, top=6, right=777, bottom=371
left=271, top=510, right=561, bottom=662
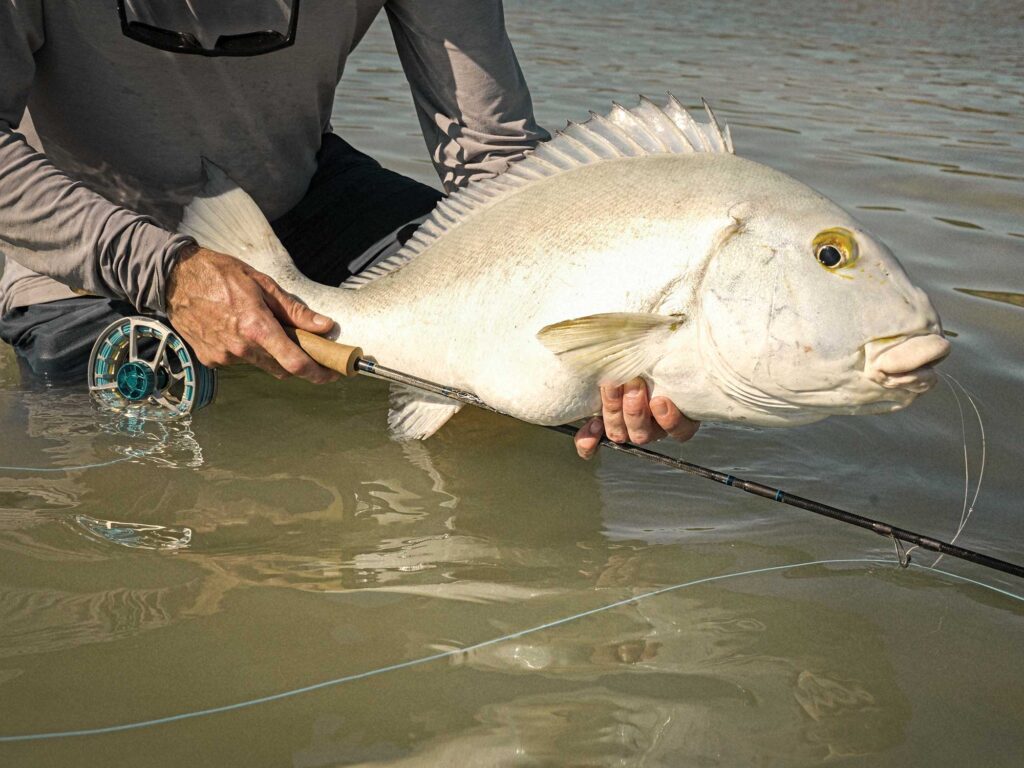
left=293, top=329, right=363, bottom=377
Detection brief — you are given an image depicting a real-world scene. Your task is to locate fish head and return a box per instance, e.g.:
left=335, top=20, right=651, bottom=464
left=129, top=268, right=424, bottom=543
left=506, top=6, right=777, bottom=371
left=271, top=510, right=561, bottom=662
left=690, top=162, right=948, bottom=425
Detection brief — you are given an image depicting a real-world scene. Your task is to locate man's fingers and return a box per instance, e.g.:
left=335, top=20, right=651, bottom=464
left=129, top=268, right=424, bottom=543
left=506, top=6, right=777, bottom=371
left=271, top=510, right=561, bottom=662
left=577, top=385, right=698, bottom=461
left=253, top=318, right=339, bottom=384
left=599, top=385, right=628, bottom=442
left=242, top=348, right=292, bottom=380
left=650, top=397, right=701, bottom=442
left=621, top=378, right=662, bottom=445
left=191, top=345, right=239, bottom=371
left=574, top=417, right=604, bottom=460
left=255, top=272, right=335, bottom=334
left=165, top=249, right=340, bottom=384
left=250, top=274, right=340, bottom=383
left=201, top=336, right=288, bottom=379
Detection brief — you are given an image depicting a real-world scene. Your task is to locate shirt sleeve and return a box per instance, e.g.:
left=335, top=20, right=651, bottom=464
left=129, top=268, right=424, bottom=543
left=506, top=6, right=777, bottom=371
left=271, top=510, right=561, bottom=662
left=0, top=0, right=193, bottom=313
left=385, top=0, right=551, bottom=192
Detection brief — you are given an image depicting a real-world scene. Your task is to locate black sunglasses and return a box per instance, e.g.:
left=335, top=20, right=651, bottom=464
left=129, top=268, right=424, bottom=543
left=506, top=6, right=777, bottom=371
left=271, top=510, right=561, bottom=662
left=117, top=0, right=299, bottom=57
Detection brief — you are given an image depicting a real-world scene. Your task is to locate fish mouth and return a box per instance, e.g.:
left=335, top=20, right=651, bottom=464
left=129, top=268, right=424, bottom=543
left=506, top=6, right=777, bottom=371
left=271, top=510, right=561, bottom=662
left=863, top=333, right=951, bottom=393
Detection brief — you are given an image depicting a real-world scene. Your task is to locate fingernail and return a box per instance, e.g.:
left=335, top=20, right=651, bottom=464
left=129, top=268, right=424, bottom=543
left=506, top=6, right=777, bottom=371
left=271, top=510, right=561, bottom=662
left=652, top=398, right=669, bottom=418
left=314, top=313, right=332, bottom=326
left=589, top=419, right=603, bottom=435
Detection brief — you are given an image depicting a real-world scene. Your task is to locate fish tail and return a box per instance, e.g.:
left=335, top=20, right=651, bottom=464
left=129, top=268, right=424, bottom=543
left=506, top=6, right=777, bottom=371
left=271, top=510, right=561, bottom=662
left=178, top=159, right=320, bottom=301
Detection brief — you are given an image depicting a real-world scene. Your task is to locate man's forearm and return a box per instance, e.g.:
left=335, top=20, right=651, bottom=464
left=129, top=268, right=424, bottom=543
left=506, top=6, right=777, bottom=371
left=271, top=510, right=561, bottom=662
left=0, top=126, right=193, bottom=312
left=387, top=0, right=551, bottom=192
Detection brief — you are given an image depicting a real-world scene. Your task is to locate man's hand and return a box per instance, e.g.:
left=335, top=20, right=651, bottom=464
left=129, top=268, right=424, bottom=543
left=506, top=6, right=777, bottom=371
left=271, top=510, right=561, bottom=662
left=166, top=245, right=340, bottom=383
left=574, top=378, right=700, bottom=459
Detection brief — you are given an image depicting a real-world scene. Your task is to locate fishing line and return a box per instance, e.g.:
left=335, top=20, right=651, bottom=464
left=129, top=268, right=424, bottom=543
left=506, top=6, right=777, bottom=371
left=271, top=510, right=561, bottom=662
left=9, top=324, right=1016, bottom=576
left=0, top=442, right=165, bottom=473
left=929, top=372, right=986, bottom=569
left=540, top=425, right=1023, bottom=579
left=907, top=373, right=987, bottom=568
left=903, top=371, right=984, bottom=564
left=0, top=451, right=152, bottom=474
left=3, top=362, right=1019, bottom=577
left=946, top=374, right=973, bottom=544
left=0, top=556, right=1020, bottom=744
left=345, top=358, right=1024, bottom=579
left=0, top=424, right=170, bottom=473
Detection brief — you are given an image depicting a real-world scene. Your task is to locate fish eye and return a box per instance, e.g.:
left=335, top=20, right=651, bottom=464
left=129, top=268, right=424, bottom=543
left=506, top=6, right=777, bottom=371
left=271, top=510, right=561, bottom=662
left=812, top=227, right=858, bottom=270
left=816, top=245, right=842, bottom=267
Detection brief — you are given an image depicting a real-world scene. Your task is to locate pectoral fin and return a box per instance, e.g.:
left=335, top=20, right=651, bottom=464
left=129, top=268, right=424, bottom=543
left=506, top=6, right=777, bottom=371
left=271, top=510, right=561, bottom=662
left=388, top=384, right=463, bottom=440
left=536, top=312, right=685, bottom=386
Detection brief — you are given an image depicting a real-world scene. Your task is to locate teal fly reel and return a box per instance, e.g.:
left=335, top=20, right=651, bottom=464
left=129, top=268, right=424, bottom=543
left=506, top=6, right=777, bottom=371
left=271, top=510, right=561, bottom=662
left=87, top=317, right=216, bottom=418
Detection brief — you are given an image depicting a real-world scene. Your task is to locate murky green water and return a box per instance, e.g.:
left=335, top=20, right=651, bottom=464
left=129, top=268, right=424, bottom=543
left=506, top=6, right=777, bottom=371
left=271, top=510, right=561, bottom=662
left=2, top=1, right=1023, bottom=765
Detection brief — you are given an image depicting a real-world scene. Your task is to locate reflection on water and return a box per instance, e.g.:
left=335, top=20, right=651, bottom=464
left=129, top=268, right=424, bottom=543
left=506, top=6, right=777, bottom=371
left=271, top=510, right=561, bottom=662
left=0, top=388, right=205, bottom=472
left=343, top=675, right=901, bottom=768
left=955, top=288, right=1024, bottom=310
left=72, top=515, right=193, bottom=551
left=935, top=216, right=985, bottom=230
left=2, top=0, right=1024, bottom=765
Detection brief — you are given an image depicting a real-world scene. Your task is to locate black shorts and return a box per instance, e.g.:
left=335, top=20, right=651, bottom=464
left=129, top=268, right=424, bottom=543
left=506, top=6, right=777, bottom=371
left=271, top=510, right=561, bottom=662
left=0, top=134, right=442, bottom=384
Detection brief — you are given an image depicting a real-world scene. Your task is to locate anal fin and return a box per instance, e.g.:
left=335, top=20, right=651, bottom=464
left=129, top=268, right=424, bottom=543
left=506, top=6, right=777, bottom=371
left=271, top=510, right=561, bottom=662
left=388, top=384, right=464, bottom=440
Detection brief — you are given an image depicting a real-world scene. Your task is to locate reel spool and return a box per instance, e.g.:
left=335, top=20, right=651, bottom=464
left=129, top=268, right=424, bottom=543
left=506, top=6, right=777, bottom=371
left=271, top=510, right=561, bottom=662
left=87, top=317, right=216, bottom=418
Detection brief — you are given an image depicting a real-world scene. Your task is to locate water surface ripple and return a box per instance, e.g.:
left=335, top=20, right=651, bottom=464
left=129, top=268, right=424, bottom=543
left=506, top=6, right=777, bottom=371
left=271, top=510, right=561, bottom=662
left=1, top=1, right=1022, bottom=766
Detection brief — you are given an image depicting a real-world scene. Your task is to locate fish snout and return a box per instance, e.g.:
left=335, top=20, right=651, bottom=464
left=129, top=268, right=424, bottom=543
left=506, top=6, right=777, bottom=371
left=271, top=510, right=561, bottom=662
left=864, top=334, right=951, bottom=393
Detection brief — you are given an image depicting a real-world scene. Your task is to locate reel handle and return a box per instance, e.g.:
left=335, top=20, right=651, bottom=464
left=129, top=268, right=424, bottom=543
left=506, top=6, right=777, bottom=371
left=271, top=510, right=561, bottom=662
left=293, top=329, right=362, bottom=377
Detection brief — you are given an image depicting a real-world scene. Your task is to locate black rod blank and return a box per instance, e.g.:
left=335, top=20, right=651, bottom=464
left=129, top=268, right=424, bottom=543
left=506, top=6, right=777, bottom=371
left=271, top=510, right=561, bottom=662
left=545, top=424, right=1023, bottom=579
left=357, top=359, right=1024, bottom=581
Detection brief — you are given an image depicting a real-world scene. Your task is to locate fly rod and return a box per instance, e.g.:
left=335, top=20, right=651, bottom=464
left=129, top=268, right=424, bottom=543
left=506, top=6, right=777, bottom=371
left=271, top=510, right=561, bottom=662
left=294, top=330, right=1024, bottom=580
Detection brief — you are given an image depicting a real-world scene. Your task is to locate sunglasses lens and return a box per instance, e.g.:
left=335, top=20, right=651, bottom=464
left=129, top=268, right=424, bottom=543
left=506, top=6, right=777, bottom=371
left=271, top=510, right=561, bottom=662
left=119, top=1, right=297, bottom=56
left=125, top=21, right=201, bottom=53
left=215, top=31, right=287, bottom=55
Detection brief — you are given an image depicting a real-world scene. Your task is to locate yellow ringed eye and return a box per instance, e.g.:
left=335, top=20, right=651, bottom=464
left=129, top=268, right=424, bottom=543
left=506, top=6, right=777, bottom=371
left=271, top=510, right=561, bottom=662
left=812, top=227, right=858, bottom=270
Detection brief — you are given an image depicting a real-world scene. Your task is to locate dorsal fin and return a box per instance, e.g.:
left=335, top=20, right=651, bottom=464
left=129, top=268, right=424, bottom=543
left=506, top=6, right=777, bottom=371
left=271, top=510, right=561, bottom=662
left=342, top=95, right=734, bottom=289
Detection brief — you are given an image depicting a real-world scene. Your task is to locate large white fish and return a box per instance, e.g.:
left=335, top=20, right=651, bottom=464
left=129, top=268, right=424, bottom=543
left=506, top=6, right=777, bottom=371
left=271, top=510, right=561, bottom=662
left=180, top=96, right=949, bottom=438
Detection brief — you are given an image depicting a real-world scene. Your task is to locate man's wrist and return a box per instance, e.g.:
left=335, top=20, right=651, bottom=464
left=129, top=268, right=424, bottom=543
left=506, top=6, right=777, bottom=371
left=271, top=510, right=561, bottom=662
left=163, top=239, right=200, bottom=305
left=169, top=239, right=201, bottom=272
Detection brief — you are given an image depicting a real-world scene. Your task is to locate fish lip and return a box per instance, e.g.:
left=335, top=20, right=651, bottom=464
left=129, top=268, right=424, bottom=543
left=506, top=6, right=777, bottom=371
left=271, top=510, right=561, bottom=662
left=875, top=364, right=940, bottom=392
left=862, top=332, right=950, bottom=390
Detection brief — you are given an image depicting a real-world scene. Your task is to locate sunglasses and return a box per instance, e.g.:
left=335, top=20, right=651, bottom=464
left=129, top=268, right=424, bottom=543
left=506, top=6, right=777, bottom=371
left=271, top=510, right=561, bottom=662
left=117, top=0, right=299, bottom=57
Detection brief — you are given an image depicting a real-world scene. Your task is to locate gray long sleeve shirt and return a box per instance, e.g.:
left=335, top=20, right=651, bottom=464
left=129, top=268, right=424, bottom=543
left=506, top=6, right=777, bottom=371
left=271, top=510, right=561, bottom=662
left=0, top=0, right=548, bottom=317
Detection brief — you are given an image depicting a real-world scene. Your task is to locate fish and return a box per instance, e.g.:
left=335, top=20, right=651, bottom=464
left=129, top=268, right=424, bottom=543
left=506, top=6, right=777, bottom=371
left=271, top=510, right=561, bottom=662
left=179, top=96, right=950, bottom=439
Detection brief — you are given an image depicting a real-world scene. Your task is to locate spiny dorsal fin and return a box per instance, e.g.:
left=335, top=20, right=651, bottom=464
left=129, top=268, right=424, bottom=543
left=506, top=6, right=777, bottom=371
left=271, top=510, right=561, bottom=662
left=342, top=95, right=733, bottom=290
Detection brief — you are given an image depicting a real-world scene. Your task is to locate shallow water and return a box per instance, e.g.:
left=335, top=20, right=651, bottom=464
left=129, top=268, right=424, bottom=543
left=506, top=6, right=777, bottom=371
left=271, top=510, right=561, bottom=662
left=2, top=1, right=1023, bottom=765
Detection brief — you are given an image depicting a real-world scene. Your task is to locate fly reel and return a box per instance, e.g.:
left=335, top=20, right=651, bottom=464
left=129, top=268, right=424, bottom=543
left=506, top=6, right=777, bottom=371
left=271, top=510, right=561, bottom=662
left=87, top=317, right=216, bottom=418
